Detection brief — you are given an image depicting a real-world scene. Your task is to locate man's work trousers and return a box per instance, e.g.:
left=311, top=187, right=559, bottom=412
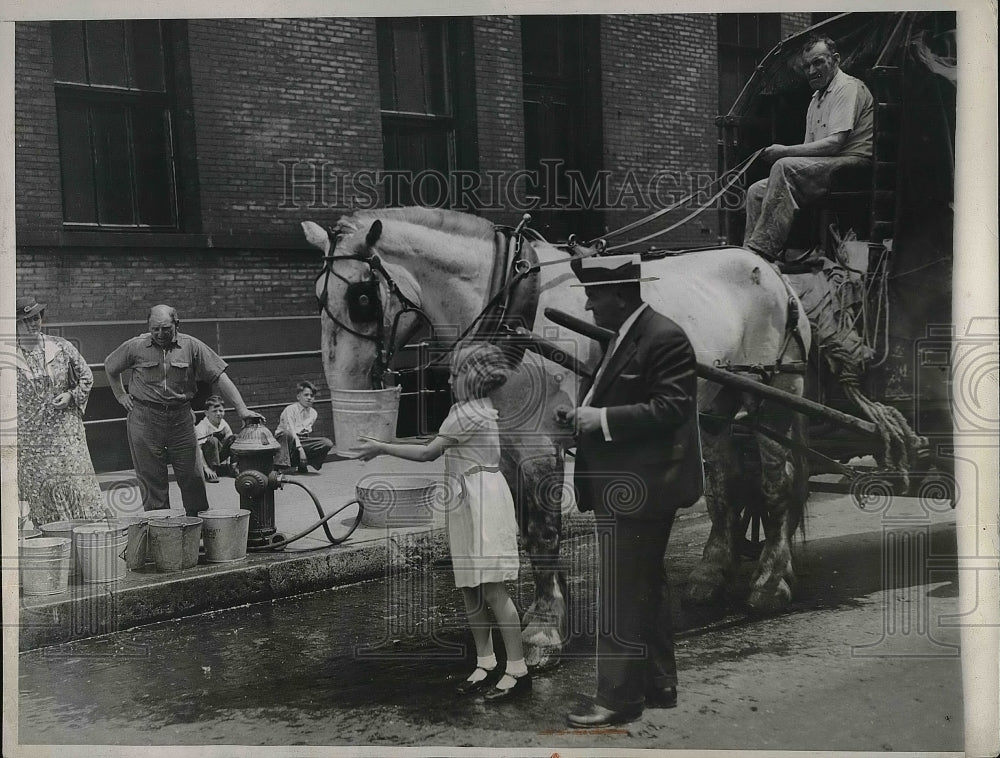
left=744, top=155, right=871, bottom=258
left=594, top=514, right=678, bottom=712
left=126, top=402, right=209, bottom=515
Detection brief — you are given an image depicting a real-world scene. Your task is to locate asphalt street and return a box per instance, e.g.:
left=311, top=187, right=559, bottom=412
left=17, top=490, right=962, bottom=752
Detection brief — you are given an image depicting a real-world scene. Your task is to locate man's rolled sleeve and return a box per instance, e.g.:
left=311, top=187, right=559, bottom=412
left=190, top=338, right=228, bottom=385
left=823, top=84, right=860, bottom=137
left=104, top=339, right=136, bottom=376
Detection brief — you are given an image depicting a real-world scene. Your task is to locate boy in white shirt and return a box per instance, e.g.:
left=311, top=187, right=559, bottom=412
left=195, top=395, right=236, bottom=483
left=274, top=381, right=333, bottom=474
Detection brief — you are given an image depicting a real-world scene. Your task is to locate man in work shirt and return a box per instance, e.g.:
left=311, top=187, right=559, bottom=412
left=744, top=35, right=874, bottom=260
left=105, top=304, right=262, bottom=514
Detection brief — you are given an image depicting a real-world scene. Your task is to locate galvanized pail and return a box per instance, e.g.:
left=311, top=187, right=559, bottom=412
left=148, top=517, right=203, bottom=572
left=200, top=509, right=251, bottom=563
left=20, top=537, right=72, bottom=596
left=329, top=386, right=400, bottom=457
left=73, top=523, right=129, bottom=584
left=39, top=519, right=101, bottom=580
left=356, top=476, right=437, bottom=529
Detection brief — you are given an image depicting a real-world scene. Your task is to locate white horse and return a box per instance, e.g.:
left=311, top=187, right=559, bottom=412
left=302, top=207, right=812, bottom=664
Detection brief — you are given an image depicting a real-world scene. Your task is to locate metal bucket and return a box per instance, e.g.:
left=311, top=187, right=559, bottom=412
left=39, top=519, right=101, bottom=579
left=74, top=523, right=129, bottom=584
left=20, top=537, right=72, bottom=596
left=329, top=386, right=401, bottom=457
left=144, top=508, right=188, bottom=520
left=200, top=509, right=251, bottom=563
left=357, top=476, right=437, bottom=529
left=124, top=520, right=150, bottom=570
left=148, top=517, right=203, bottom=572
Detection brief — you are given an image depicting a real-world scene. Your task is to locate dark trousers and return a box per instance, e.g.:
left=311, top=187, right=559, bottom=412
left=126, top=402, right=209, bottom=515
left=201, top=433, right=234, bottom=469
left=275, top=432, right=334, bottom=470
left=594, top=515, right=678, bottom=711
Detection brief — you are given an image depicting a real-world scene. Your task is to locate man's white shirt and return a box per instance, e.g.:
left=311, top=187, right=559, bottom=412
left=582, top=302, right=648, bottom=442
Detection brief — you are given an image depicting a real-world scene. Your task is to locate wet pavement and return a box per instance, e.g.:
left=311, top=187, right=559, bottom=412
left=16, top=490, right=964, bottom=752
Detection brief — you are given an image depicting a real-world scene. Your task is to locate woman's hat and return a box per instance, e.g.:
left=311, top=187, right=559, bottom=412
left=16, top=295, right=46, bottom=320
left=570, top=254, right=658, bottom=287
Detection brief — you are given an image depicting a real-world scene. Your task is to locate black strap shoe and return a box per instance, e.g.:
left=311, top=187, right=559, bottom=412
left=455, top=667, right=499, bottom=696
left=483, top=671, right=532, bottom=701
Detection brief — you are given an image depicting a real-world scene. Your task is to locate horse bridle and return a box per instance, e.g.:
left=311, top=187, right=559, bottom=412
left=314, top=227, right=433, bottom=387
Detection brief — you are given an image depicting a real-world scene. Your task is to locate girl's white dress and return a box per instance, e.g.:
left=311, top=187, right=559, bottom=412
left=438, top=398, right=520, bottom=588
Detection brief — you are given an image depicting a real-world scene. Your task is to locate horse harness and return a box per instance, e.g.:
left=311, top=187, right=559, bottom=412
left=314, top=221, right=544, bottom=386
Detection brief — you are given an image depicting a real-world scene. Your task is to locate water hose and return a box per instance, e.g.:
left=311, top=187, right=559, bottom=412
left=247, top=479, right=364, bottom=552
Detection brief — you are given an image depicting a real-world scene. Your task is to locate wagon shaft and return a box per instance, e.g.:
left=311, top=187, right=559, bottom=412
left=542, top=306, right=879, bottom=439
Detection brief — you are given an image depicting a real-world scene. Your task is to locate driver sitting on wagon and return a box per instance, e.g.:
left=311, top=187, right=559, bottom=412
left=744, top=34, right=874, bottom=262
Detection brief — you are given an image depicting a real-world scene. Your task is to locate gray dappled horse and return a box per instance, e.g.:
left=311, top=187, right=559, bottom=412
left=302, top=207, right=811, bottom=665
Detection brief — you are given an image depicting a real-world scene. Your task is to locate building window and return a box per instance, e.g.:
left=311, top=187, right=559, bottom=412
left=377, top=17, right=474, bottom=207
left=52, top=20, right=179, bottom=229
left=717, top=14, right=781, bottom=113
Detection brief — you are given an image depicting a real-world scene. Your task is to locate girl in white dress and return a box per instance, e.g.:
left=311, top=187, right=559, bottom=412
left=356, top=342, right=530, bottom=701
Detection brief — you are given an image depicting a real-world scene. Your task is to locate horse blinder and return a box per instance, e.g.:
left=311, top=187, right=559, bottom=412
left=346, top=279, right=381, bottom=324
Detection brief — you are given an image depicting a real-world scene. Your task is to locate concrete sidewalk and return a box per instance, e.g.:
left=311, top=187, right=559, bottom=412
left=18, top=455, right=594, bottom=651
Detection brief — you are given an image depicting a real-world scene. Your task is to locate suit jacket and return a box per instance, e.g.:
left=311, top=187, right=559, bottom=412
left=574, top=306, right=704, bottom=519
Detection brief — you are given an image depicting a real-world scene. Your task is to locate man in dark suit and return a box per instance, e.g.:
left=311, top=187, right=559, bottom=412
left=556, top=254, right=703, bottom=728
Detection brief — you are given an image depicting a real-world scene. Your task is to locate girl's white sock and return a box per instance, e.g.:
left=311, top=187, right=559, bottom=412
left=466, top=653, right=497, bottom=682
left=505, top=658, right=528, bottom=677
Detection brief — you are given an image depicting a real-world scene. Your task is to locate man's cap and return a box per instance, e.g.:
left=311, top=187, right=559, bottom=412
left=570, top=254, right=658, bottom=287
left=16, top=295, right=46, bottom=320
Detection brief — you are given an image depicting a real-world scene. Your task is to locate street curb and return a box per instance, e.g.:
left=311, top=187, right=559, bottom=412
left=18, top=510, right=598, bottom=651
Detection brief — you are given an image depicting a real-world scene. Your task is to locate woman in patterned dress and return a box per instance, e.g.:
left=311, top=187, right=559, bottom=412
left=357, top=342, right=531, bottom=701
left=15, top=295, right=106, bottom=525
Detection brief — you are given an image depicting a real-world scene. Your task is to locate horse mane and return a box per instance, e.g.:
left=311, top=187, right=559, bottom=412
left=345, top=206, right=496, bottom=242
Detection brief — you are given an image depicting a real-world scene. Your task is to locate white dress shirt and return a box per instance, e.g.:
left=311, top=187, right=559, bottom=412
left=582, top=302, right=648, bottom=441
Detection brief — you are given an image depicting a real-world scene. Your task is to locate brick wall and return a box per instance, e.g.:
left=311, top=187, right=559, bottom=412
left=14, top=23, right=63, bottom=231
left=781, top=13, right=814, bottom=39
left=600, top=15, right=721, bottom=249
left=16, top=246, right=321, bottom=323
left=472, top=16, right=525, bottom=225
left=187, top=17, right=383, bottom=230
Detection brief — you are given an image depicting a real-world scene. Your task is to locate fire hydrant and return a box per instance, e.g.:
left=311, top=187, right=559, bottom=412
left=229, top=417, right=284, bottom=548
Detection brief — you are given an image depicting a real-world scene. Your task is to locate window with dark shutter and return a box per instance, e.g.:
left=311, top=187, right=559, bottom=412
left=52, top=20, right=180, bottom=229
left=376, top=17, right=475, bottom=207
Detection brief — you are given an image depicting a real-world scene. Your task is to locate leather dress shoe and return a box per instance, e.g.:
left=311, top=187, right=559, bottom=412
left=455, top=667, right=500, bottom=695
left=644, top=686, right=678, bottom=709
left=483, top=672, right=532, bottom=701
left=567, top=701, right=642, bottom=728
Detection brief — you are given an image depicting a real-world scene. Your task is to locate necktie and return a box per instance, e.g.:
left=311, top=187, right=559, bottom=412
left=582, top=335, right=617, bottom=407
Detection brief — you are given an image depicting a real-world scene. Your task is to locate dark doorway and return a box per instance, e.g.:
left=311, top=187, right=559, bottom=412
left=521, top=16, right=603, bottom=242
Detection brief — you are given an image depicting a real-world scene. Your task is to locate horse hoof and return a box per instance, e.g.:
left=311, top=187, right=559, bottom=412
left=684, top=569, right=727, bottom=606
left=522, top=624, right=564, bottom=649
left=748, top=578, right=792, bottom=613
left=524, top=644, right=562, bottom=671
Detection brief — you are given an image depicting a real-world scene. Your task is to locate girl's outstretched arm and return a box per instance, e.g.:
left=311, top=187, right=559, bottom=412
left=356, top=434, right=455, bottom=463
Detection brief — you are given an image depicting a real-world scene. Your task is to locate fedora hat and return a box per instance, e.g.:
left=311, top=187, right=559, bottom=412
left=16, top=295, right=46, bottom=320
left=570, top=253, right=658, bottom=287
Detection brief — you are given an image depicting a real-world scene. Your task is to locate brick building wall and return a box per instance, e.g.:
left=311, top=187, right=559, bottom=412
left=472, top=15, right=525, bottom=225
left=14, top=23, right=63, bottom=231
left=186, top=17, right=383, bottom=231
left=600, top=15, right=721, bottom=248
left=781, top=13, right=814, bottom=40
